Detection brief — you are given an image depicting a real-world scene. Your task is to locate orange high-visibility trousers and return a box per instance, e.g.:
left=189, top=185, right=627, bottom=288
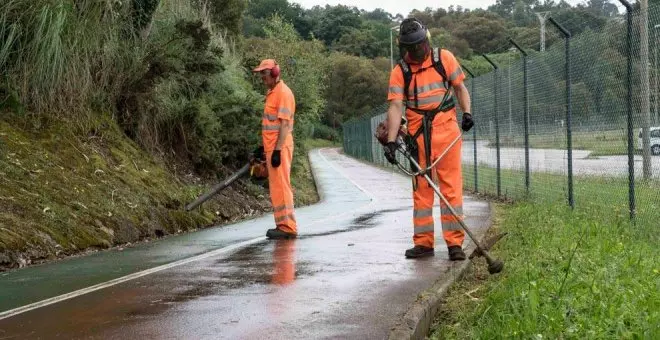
left=266, top=146, right=297, bottom=233
left=411, top=118, right=464, bottom=249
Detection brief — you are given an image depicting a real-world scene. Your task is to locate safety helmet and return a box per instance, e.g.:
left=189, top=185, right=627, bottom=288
left=397, top=18, right=431, bottom=64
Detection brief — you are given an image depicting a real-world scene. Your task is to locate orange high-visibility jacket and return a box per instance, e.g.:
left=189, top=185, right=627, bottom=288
left=387, top=48, right=465, bottom=132
left=262, top=80, right=295, bottom=152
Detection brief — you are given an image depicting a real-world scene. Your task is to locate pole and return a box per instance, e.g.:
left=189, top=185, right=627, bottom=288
left=509, top=38, right=530, bottom=194
left=483, top=54, right=501, bottom=197
left=619, top=0, right=636, bottom=220
left=536, top=12, right=550, bottom=52
left=654, top=25, right=659, bottom=125
left=508, top=53, right=513, bottom=138
left=641, top=0, right=652, bottom=178
left=390, top=29, right=393, bottom=70
left=462, top=64, right=478, bottom=193
left=548, top=17, right=574, bottom=209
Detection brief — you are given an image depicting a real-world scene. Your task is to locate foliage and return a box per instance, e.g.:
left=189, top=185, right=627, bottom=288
left=312, top=123, right=341, bottom=141
left=322, top=52, right=388, bottom=126
left=430, top=168, right=659, bottom=339
left=203, top=0, right=247, bottom=37
left=0, top=0, right=142, bottom=122
left=241, top=14, right=327, bottom=148
left=117, top=2, right=263, bottom=171
left=331, top=21, right=390, bottom=58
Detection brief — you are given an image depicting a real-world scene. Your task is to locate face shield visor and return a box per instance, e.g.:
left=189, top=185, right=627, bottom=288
left=400, top=41, right=430, bottom=64
left=398, top=24, right=430, bottom=64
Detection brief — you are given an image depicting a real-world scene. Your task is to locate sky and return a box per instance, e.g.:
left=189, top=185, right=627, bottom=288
left=289, top=0, right=625, bottom=18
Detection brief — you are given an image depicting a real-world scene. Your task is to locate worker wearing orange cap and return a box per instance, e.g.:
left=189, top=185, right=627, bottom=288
left=253, top=59, right=298, bottom=239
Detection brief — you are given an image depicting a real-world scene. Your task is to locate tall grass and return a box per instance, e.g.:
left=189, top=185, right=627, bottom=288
left=431, top=167, right=659, bottom=338
left=0, top=0, right=143, bottom=123
left=0, top=0, right=263, bottom=170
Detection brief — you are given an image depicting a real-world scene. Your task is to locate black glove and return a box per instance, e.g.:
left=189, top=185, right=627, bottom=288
left=271, top=149, right=281, bottom=168
left=384, top=142, right=398, bottom=165
left=253, top=145, right=265, bottom=161
left=461, top=112, right=474, bottom=132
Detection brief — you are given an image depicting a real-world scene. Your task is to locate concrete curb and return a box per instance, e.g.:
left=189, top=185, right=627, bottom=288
left=306, top=147, right=326, bottom=204
left=388, top=202, right=494, bottom=340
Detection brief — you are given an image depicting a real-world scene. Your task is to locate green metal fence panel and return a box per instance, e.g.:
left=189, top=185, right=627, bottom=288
left=342, top=3, right=660, bottom=228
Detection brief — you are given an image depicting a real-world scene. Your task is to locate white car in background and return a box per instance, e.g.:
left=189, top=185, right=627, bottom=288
left=638, top=126, right=660, bottom=155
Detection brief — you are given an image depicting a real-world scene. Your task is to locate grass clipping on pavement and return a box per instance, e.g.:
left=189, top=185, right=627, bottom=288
left=430, top=200, right=659, bottom=339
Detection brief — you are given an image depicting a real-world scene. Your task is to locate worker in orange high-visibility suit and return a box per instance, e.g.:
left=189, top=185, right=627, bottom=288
left=253, top=59, right=298, bottom=239
left=384, top=18, right=474, bottom=260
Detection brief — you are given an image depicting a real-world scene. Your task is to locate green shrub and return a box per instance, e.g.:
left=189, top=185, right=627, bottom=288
left=312, top=123, right=340, bottom=141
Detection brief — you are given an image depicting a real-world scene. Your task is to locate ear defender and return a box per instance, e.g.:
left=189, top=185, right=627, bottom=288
left=271, top=63, right=280, bottom=78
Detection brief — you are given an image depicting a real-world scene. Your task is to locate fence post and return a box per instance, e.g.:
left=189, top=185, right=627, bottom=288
left=548, top=17, right=574, bottom=209
left=619, top=0, right=636, bottom=221
left=509, top=38, right=530, bottom=195
left=482, top=54, right=501, bottom=197
left=462, top=64, right=478, bottom=193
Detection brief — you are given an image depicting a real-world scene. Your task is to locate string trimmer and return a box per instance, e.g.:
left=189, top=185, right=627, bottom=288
left=375, top=120, right=504, bottom=274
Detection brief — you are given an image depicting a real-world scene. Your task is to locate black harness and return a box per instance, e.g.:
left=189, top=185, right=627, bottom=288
left=399, top=48, right=456, bottom=179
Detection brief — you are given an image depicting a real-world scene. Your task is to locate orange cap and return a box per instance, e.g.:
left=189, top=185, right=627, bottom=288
left=253, top=59, right=278, bottom=72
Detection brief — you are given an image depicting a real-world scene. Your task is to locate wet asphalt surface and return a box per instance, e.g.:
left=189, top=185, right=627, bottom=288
left=0, top=148, right=490, bottom=339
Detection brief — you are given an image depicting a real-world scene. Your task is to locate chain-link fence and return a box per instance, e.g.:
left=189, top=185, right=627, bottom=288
left=342, top=3, right=660, bottom=228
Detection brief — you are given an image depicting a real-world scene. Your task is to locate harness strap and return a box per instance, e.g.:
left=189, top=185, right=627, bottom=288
left=398, top=48, right=457, bottom=178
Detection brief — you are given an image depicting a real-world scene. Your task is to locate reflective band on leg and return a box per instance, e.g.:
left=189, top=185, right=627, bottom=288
left=440, top=206, right=463, bottom=216
left=274, top=205, right=294, bottom=213
left=275, top=214, right=296, bottom=224
left=441, top=220, right=463, bottom=231
left=413, top=208, right=433, bottom=218
left=414, top=224, right=435, bottom=234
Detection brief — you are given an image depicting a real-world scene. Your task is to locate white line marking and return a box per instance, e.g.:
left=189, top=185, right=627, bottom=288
left=1, top=147, right=386, bottom=320
left=0, top=237, right=266, bottom=321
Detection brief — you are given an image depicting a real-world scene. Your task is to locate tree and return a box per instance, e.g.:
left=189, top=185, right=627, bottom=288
left=409, top=8, right=436, bottom=27
left=332, top=20, right=391, bottom=58
left=246, top=0, right=302, bottom=22
left=451, top=12, right=509, bottom=54
left=553, top=8, right=607, bottom=36
left=242, top=15, right=327, bottom=142
left=311, top=5, right=362, bottom=46
left=428, top=28, right=471, bottom=58
left=586, top=0, right=620, bottom=18
left=206, top=0, right=246, bottom=37
left=323, top=53, right=388, bottom=126
left=361, top=8, right=393, bottom=24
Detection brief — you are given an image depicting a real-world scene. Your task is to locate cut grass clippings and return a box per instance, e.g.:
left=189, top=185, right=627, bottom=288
left=430, top=171, right=659, bottom=339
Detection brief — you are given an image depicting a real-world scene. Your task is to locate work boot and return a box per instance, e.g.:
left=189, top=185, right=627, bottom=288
left=448, top=246, right=466, bottom=261
left=405, top=245, right=434, bottom=259
left=266, top=228, right=297, bottom=239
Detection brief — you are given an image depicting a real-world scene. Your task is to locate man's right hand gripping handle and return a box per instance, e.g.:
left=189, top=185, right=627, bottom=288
left=384, top=142, right=398, bottom=165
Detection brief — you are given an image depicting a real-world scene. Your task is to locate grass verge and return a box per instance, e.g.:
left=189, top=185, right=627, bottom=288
left=430, top=169, right=659, bottom=339
left=0, top=115, right=329, bottom=270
